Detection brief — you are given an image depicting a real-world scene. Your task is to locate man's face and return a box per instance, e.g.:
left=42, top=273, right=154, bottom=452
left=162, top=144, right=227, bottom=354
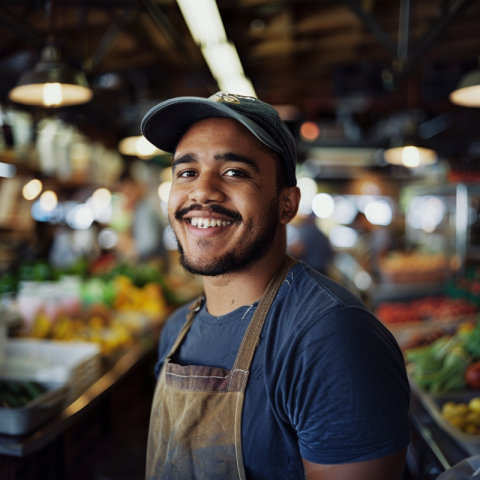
left=168, top=117, right=281, bottom=276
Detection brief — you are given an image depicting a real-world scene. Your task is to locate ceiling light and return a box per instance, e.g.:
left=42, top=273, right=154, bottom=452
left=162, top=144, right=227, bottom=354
left=177, top=0, right=227, bottom=46
left=384, top=145, right=437, bottom=168
left=383, top=134, right=437, bottom=168
left=202, top=42, right=244, bottom=83
left=177, top=0, right=256, bottom=97
left=8, top=45, right=93, bottom=107
left=450, top=69, right=480, bottom=107
left=218, top=76, right=256, bottom=97
left=118, top=135, right=162, bottom=159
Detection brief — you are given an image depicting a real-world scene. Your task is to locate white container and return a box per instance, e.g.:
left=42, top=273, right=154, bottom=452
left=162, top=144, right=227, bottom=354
left=0, top=339, right=101, bottom=405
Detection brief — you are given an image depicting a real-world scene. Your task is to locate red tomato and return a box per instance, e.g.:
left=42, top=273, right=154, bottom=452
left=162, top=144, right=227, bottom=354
left=465, top=361, right=480, bottom=390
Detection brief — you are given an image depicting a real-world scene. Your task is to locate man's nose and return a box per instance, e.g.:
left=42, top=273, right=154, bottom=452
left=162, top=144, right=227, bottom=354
left=188, top=172, right=226, bottom=204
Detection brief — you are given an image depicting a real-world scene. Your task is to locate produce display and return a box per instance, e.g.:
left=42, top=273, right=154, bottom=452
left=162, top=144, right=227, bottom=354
left=3, top=257, right=182, bottom=356
left=441, top=398, right=480, bottom=434
left=0, top=380, right=46, bottom=408
left=405, top=322, right=480, bottom=393
left=377, top=296, right=477, bottom=324
left=379, top=252, right=448, bottom=283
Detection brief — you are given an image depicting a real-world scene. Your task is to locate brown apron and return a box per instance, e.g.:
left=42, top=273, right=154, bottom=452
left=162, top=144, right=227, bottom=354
left=146, top=255, right=297, bottom=480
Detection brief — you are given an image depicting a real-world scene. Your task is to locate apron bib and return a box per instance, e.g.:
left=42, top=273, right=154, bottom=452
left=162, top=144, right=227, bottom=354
left=146, top=255, right=297, bottom=479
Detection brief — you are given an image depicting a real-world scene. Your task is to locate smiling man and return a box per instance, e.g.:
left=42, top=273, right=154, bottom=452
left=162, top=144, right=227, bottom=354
left=141, top=92, right=410, bottom=480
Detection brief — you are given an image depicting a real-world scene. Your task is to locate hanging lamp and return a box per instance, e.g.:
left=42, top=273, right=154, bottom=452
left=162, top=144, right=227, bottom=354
left=8, top=45, right=93, bottom=107
left=450, top=68, right=480, bottom=107
left=383, top=135, right=437, bottom=168
left=118, top=129, right=163, bottom=159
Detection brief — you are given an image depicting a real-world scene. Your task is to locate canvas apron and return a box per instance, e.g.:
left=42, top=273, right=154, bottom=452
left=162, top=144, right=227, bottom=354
left=146, top=255, right=297, bottom=480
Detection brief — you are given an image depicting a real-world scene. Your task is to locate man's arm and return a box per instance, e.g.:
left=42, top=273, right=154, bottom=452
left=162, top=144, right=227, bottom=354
left=302, top=448, right=408, bottom=480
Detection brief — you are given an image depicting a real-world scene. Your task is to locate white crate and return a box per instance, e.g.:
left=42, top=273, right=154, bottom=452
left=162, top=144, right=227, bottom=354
left=0, top=339, right=101, bottom=405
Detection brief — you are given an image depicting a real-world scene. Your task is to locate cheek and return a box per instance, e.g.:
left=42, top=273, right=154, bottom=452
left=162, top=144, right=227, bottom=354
left=168, top=188, right=183, bottom=211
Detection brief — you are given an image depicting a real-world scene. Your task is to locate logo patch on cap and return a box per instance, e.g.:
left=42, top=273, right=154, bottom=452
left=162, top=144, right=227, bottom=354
left=210, top=91, right=257, bottom=105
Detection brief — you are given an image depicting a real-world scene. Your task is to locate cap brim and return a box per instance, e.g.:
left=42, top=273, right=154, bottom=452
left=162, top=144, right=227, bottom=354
left=141, top=97, right=284, bottom=155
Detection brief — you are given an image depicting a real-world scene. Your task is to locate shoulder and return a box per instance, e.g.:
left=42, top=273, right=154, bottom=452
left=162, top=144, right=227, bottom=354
left=269, top=261, right=375, bottom=339
left=265, top=261, right=406, bottom=384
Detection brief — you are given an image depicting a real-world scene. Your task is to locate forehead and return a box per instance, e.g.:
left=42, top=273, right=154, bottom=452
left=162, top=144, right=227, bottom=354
left=175, top=117, right=270, bottom=156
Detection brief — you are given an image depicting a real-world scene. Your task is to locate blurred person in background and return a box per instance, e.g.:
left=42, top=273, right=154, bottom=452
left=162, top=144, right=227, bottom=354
left=288, top=213, right=333, bottom=275
left=352, top=212, right=396, bottom=276
left=115, top=171, right=166, bottom=263
left=141, top=91, right=410, bottom=480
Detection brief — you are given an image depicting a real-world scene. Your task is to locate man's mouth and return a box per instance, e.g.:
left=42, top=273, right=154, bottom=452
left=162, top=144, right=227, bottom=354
left=187, top=217, right=232, bottom=228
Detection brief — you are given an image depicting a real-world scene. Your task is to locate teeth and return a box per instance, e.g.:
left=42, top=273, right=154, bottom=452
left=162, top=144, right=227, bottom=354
left=189, top=218, right=232, bottom=228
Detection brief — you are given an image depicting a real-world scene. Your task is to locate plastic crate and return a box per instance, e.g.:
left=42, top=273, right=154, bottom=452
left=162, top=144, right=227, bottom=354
left=0, top=339, right=101, bottom=405
left=0, top=381, right=68, bottom=435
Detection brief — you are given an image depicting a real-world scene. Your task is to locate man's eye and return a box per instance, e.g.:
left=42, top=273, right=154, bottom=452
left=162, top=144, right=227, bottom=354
left=224, top=169, right=245, bottom=177
left=179, top=170, right=196, bottom=178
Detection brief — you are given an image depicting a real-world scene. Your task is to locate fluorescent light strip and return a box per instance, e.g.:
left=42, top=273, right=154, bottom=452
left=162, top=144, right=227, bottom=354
left=177, top=0, right=227, bottom=46
left=202, top=42, right=244, bottom=82
left=219, top=76, right=256, bottom=97
left=177, top=0, right=256, bottom=97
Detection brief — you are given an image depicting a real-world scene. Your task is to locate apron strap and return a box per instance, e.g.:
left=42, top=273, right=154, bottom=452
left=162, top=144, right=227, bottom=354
left=165, top=296, right=204, bottom=360
left=231, top=254, right=298, bottom=374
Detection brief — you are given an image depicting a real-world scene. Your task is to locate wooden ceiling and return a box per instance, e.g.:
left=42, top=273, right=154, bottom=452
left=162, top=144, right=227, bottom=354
left=1, top=0, right=480, bottom=156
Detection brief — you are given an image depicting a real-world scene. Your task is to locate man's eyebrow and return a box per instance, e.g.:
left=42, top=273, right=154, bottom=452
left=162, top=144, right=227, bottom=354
left=214, top=152, right=260, bottom=172
left=172, top=153, right=198, bottom=171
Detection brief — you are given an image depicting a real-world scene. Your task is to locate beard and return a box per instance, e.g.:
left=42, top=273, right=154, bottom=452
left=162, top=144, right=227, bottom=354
left=170, top=199, right=280, bottom=277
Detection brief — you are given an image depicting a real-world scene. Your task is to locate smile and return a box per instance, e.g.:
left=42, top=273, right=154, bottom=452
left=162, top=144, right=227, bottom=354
left=188, top=217, right=232, bottom=228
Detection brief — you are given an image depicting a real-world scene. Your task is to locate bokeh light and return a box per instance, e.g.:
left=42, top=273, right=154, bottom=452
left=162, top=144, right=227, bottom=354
left=364, top=200, right=393, bottom=226
left=39, top=191, right=58, bottom=212
left=300, top=122, right=320, bottom=141
left=23, top=179, right=43, bottom=200
left=158, top=181, right=172, bottom=203
left=312, top=193, right=334, bottom=219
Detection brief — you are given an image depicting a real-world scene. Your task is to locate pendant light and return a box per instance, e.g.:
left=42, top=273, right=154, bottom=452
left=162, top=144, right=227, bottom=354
left=383, top=135, right=437, bottom=168
left=118, top=133, right=163, bottom=159
left=8, top=45, right=93, bottom=107
left=450, top=68, right=480, bottom=107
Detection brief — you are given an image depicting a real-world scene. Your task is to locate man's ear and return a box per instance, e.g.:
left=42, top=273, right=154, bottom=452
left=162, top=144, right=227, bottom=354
left=280, top=186, right=301, bottom=225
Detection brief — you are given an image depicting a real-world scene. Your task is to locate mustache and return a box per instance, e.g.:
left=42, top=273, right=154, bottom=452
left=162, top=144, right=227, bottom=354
left=174, top=203, right=243, bottom=223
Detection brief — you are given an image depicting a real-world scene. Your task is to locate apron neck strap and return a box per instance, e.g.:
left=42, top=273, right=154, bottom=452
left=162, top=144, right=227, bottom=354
left=231, top=254, right=298, bottom=373
left=166, top=296, right=204, bottom=360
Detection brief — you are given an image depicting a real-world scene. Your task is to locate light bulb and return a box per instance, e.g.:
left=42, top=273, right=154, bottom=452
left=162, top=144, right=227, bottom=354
left=91, top=188, right=112, bottom=207
left=39, top=190, right=58, bottom=211
left=43, top=83, right=63, bottom=106
left=136, top=136, right=157, bottom=157
left=23, top=179, right=43, bottom=200
left=402, top=146, right=420, bottom=168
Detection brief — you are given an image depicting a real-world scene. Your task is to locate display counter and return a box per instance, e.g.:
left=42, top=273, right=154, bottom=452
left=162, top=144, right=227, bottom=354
left=0, top=326, right=162, bottom=480
left=408, top=384, right=471, bottom=479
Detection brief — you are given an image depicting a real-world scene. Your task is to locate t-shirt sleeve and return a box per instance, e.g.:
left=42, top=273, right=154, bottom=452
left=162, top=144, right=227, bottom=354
left=277, top=306, right=410, bottom=464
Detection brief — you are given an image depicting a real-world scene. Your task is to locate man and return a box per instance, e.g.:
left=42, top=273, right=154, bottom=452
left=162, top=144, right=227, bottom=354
left=141, top=91, right=410, bottom=480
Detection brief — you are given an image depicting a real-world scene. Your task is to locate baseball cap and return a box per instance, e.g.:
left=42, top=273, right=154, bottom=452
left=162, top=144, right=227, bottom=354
left=141, top=91, right=297, bottom=186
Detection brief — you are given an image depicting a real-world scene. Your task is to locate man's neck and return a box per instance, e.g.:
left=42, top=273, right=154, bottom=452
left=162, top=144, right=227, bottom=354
left=202, top=246, right=286, bottom=316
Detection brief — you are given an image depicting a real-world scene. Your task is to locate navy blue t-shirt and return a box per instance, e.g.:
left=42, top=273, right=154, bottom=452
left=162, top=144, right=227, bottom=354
left=155, top=262, right=410, bottom=479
